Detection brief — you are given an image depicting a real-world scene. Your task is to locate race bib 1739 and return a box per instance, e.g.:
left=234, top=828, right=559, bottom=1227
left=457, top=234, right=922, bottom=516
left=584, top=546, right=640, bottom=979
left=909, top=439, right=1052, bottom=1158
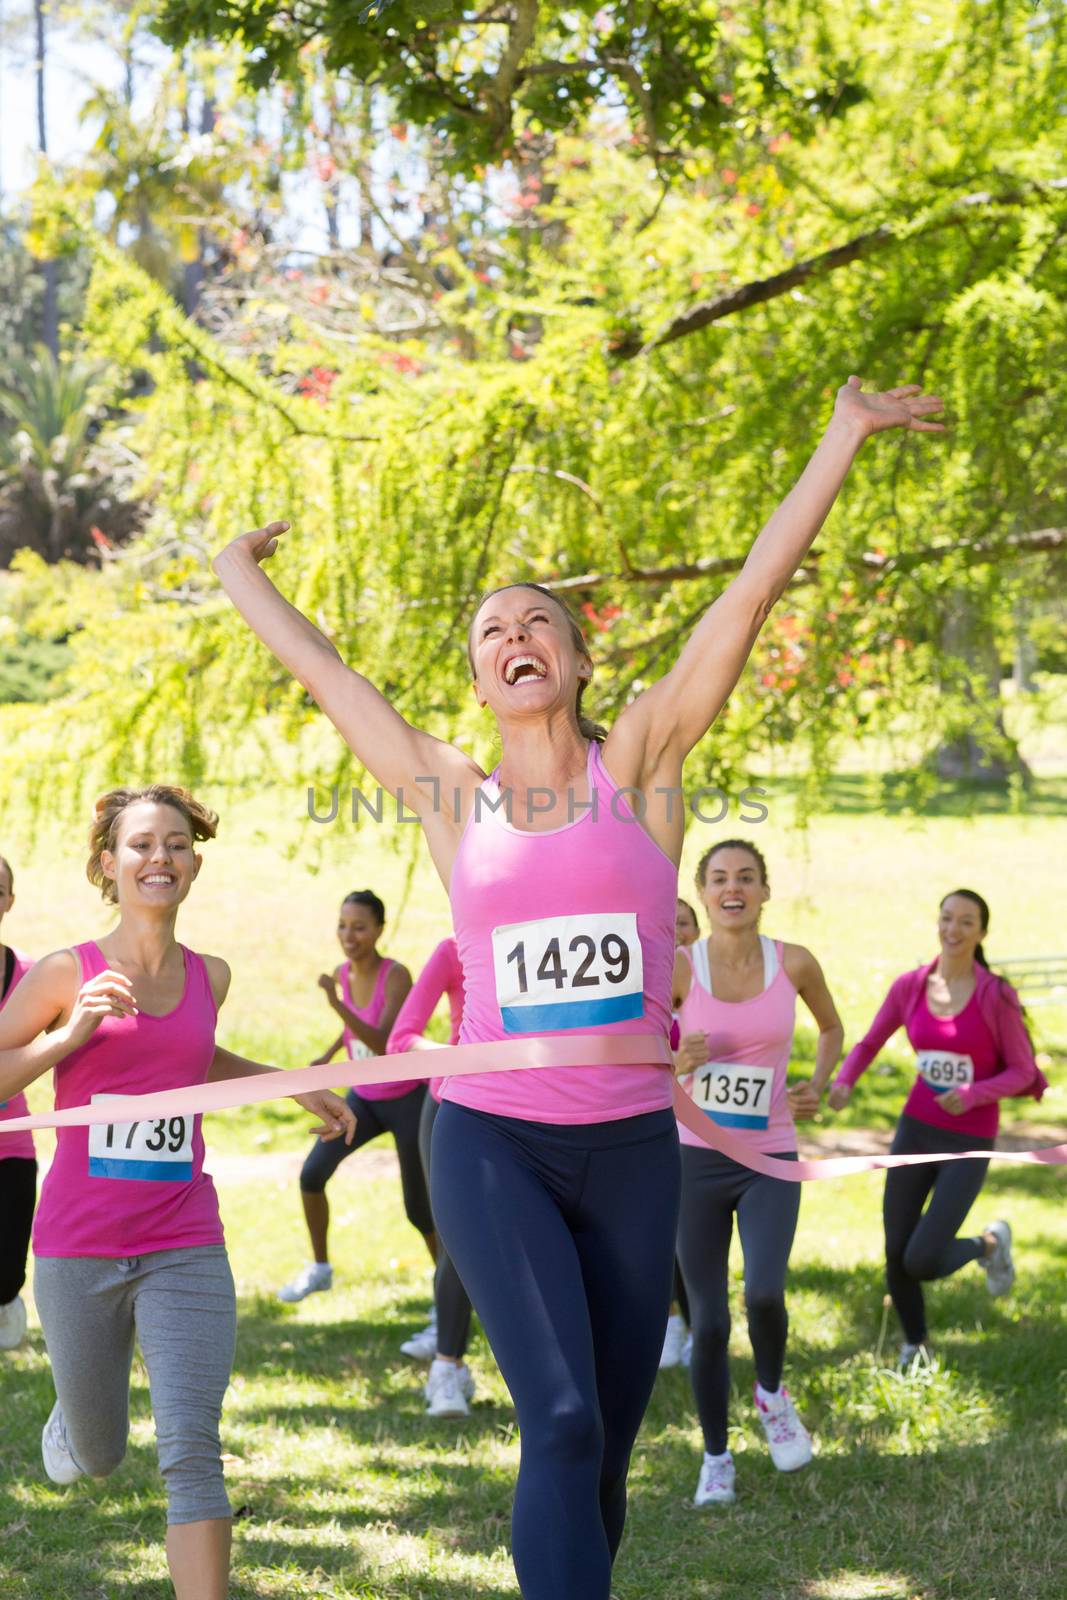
left=916, top=1050, right=974, bottom=1093
left=87, top=1093, right=194, bottom=1182
left=492, top=913, right=644, bottom=1033
left=692, top=1062, right=776, bottom=1130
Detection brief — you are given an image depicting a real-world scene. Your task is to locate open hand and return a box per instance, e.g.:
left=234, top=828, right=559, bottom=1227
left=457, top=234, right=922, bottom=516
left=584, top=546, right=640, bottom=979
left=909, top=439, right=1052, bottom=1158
left=834, top=375, right=946, bottom=440
left=213, top=520, right=290, bottom=573
left=293, top=1089, right=356, bottom=1143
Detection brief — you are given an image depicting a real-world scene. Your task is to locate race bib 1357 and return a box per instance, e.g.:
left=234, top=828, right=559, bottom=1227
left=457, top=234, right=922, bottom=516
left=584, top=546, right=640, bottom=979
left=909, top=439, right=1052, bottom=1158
left=492, top=913, right=644, bottom=1033
left=692, top=1062, right=776, bottom=1130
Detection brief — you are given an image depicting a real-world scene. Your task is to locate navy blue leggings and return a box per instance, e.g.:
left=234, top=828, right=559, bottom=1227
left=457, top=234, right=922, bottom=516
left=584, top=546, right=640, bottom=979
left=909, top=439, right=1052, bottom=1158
left=431, top=1101, right=680, bottom=1600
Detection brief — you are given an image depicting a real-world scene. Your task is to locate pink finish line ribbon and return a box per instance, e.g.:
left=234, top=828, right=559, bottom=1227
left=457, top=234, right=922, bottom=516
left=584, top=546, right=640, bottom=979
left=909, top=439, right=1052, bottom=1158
left=2, top=1034, right=1064, bottom=1179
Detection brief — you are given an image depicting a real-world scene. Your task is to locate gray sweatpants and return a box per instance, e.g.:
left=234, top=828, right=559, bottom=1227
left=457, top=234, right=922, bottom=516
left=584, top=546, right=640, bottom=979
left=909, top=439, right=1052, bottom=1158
left=34, top=1245, right=236, bottom=1524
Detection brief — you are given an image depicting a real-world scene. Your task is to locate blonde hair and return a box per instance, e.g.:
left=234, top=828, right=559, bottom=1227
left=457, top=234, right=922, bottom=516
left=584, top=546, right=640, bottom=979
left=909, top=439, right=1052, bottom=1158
left=87, top=785, right=219, bottom=905
left=467, top=582, right=607, bottom=742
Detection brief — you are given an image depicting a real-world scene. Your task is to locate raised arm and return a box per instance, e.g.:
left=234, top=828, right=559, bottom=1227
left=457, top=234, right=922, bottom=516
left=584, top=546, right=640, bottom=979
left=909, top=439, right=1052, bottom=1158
left=212, top=525, right=480, bottom=814
left=608, top=378, right=945, bottom=788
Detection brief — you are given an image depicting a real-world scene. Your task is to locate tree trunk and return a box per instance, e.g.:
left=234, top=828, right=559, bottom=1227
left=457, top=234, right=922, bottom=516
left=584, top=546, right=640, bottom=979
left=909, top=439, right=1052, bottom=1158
left=34, top=0, right=59, bottom=355
left=932, top=595, right=1031, bottom=783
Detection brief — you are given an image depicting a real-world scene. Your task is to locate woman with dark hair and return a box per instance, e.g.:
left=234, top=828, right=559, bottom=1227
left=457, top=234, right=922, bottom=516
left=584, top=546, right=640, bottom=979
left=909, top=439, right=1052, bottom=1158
left=0, top=852, right=36, bottom=1351
left=213, top=373, right=944, bottom=1599
left=829, top=889, right=1047, bottom=1365
left=277, top=890, right=428, bottom=1304
left=673, top=838, right=844, bottom=1505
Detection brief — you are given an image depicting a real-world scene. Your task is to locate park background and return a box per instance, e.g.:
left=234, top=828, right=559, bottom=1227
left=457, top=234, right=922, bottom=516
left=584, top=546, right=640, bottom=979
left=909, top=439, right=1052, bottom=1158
left=1, top=2, right=1065, bottom=1596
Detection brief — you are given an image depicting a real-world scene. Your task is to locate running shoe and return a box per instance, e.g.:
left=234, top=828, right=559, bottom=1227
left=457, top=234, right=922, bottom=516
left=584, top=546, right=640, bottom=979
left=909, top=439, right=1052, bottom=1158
left=981, top=1219, right=1015, bottom=1297
left=425, top=1358, right=470, bottom=1418
left=42, top=1402, right=83, bottom=1485
left=0, top=1294, right=27, bottom=1351
left=694, top=1451, right=736, bottom=1506
left=753, top=1384, right=813, bottom=1472
left=400, top=1317, right=439, bottom=1360
left=659, top=1312, right=688, bottom=1369
left=898, top=1341, right=934, bottom=1371
left=277, top=1262, right=333, bottom=1303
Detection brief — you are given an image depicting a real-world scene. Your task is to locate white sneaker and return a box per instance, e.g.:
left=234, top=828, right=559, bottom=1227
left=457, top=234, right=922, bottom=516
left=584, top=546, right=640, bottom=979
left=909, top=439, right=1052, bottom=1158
left=42, top=1401, right=83, bottom=1485
left=898, top=1341, right=934, bottom=1371
left=424, top=1358, right=470, bottom=1418
left=659, top=1312, right=688, bottom=1369
left=981, top=1220, right=1015, bottom=1297
left=400, top=1318, right=439, bottom=1360
left=277, top=1262, right=333, bottom=1303
left=694, top=1451, right=736, bottom=1506
left=0, top=1294, right=27, bottom=1350
left=753, top=1384, right=813, bottom=1472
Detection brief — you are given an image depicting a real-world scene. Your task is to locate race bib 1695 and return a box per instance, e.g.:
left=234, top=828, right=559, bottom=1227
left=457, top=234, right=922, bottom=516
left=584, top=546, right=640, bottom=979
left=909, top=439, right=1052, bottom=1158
left=916, top=1050, right=974, bottom=1093
left=492, top=913, right=644, bottom=1033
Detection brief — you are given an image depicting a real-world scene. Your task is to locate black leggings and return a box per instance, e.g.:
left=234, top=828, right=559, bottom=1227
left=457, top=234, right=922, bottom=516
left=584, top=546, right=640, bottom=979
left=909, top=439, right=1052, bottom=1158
left=300, top=1085, right=435, bottom=1236
left=676, top=1145, right=800, bottom=1456
left=0, top=1157, right=37, bottom=1304
left=883, top=1114, right=992, bottom=1345
left=431, top=1101, right=680, bottom=1600
left=418, top=1093, right=473, bottom=1359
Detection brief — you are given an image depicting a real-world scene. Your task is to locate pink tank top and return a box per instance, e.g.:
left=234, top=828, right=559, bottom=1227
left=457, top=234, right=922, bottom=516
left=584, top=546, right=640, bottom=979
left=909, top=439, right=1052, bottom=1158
left=340, top=956, right=415, bottom=1100
left=33, top=941, right=224, bottom=1258
left=442, top=740, right=676, bottom=1124
left=901, top=989, right=1000, bottom=1139
left=386, top=937, right=464, bottom=1101
left=0, top=949, right=36, bottom=1161
left=676, top=936, right=798, bottom=1155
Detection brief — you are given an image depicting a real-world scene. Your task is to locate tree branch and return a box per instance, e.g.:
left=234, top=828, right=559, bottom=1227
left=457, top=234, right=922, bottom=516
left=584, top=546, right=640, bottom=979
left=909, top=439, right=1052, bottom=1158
left=536, top=528, right=1067, bottom=596
left=615, top=179, right=1067, bottom=359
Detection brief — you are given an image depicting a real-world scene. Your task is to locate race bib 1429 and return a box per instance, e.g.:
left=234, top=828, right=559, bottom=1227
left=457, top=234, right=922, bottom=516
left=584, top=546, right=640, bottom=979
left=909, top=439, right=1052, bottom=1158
left=492, top=913, right=644, bottom=1033
left=87, top=1093, right=194, bottom=1182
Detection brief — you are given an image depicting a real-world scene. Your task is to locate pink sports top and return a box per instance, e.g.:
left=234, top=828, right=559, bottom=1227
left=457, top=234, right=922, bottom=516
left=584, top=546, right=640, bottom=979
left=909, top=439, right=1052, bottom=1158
left=339, top=956, right=415, bottom=1100
left=0, top=948, right=36, bottom=1161
left=442, top=739, right=677, bottom=1125
left=675, top=936, right=798, bottom=1155
left=33, top=940, right=224, bottom=1259
left=386, top=937, right=464, bottom=1101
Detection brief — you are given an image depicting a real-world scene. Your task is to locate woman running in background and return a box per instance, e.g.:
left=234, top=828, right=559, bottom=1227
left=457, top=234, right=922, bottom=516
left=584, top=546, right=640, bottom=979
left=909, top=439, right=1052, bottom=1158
left=0, top=785, right=352, bottom=1600
left=829, top=888, right=1046, bottom=1366
left=213, top=373, right=944, bottom=1599
left=386, top=936, right=476, bottom=1418
left=277, top=891, right=432, bottom=1303
left=0, top=852, right=36, bottom=1351
left=659, top=897, right=701, bottom=1369
left=673, top=839, right=844, bottom=1506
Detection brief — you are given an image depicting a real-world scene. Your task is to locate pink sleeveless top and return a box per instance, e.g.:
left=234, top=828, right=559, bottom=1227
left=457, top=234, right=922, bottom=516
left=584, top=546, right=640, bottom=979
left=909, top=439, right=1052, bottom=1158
left=386, top=937, right=464, bottom=1102
left=0, top=948, right=36, bottom=1161
left=33, top=941, right=224, bottom=1258
left=676, top=936, right=798, bottom=1155
left=340, top=956, right=415, bottom=1100
left=442, top=740, right=677, bottom=1124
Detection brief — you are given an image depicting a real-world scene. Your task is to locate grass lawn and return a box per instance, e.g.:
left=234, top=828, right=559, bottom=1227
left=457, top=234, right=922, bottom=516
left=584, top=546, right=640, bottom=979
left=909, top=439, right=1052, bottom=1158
left=1, top=1156, right=1064, bottom=1600
left=1, top=742, right=1065, bottom=1597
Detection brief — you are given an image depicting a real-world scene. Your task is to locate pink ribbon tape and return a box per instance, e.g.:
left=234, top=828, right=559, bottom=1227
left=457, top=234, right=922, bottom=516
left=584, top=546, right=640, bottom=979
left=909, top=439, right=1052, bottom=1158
left=2, top=1034, right=1064, bottom=1179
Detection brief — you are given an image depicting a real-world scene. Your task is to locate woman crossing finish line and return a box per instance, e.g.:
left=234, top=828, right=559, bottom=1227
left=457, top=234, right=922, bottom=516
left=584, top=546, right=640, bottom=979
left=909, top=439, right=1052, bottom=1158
left=213, top=373, right=945, bottom=1599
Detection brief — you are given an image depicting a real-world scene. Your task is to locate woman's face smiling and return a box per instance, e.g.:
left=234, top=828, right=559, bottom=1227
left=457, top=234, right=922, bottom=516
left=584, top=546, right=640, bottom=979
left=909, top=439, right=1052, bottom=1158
left=338, top=904, right=382, bottom=963
left=470, top=587, right=589, bottom=721
left=699, top=848, right=769, bottom=933
left=103, top=802, right=199, bottom=909
left=937, top=895, right=985, bottom=963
